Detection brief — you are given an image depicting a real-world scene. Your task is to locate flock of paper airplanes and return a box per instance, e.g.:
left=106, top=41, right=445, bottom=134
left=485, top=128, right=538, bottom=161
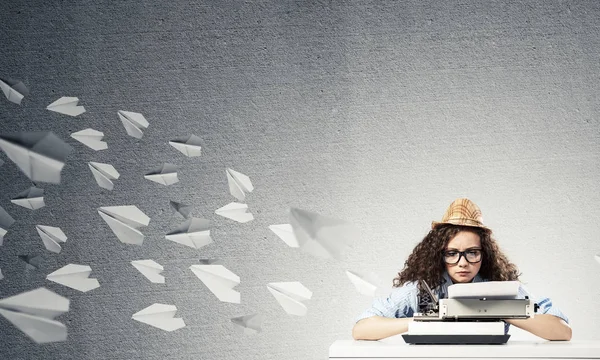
left=71, top=129, right=107, bottom=151
left=88, top=162, right=120, bottom=190
left=46, top=97, right=86, bottom=117
left=98, top=205, right=151, bottom=245
left=267, top=282, right=312, bottom=316
left=0, top=206, right=16, bottom=245
left=226, top=168, right=254, bottom=202
left=0, top=287, right=69, bottom=343
left=231, top=313, right=263, bottom=335
left=46, top=264, right=100, bottom=292
left=132, top=260, right=165, bottom=283
left=0, top=131, right=73, bottom=184
left=36, top=225, right=67, bottom=253
left=11, top=186, right=45, bottom=210
left=144, top=163, right=179, bottom=186
left=0, top=77, right=29, bottom=105
left=118, top=110, right=149, bottom=139
left=132, top=303, right=185, bottom=332
left=190, top=265, right=240, bottom=303
left=166, top=218, right=212, bottom=249
left=169, top=135, right=202, bottom=157
left=215, top=202, right=254, bottom=223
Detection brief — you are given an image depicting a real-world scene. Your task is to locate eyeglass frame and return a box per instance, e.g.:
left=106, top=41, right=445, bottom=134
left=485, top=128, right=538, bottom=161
left=442, top=248, right=483, bottom=265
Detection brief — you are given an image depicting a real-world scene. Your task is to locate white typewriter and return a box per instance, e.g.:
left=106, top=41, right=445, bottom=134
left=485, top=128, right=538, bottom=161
left=402, top=280, right=537, bottom=345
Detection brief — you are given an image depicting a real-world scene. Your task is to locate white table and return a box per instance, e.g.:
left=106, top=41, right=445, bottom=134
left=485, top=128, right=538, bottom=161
left=329, top=340, right=600, bottom=359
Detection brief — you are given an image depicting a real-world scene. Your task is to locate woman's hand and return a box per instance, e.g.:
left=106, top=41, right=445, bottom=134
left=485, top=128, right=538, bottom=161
left=505, top=314, right=572, bottom=341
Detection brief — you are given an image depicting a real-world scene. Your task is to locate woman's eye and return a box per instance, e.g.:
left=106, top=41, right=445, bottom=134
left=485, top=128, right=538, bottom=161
left=446, top=252, right=457, bottom=256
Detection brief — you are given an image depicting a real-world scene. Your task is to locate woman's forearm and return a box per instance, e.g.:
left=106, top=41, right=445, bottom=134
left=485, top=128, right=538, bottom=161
left=352, top=316, right=413, bottom=340
left=506, top=314, right=572, bottom=341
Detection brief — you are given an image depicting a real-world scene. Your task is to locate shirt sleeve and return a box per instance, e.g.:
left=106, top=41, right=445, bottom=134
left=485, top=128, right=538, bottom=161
left=355, top=282, right=418, bottom=323
left=517, top=283, right=569, bottom=324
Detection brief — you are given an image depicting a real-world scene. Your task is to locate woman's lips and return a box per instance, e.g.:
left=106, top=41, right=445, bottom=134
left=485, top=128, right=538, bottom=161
left=456, top=272, right=470, bottom=276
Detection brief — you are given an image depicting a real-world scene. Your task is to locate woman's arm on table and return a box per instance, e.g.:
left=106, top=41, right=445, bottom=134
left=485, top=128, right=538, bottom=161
left=352, top=316, right=414, bottom=341
left=506, top=314, right=572, bottom=341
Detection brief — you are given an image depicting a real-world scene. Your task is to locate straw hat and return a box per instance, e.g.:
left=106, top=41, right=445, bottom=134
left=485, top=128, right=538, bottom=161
left=431, top=198, right=490, bottom=231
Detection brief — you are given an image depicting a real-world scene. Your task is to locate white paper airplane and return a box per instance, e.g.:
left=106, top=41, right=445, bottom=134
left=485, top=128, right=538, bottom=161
left=11, top=186, right=45, bottom=210
left=144, top=163, right=179, bottom=186
left=170, top=200, right=192, bottom=218
left=46, top=97, right=86, bottom=116
left=269, top=224, right=299, bottom=247
left=267, top=281, right=312, bottom=316
left=118, top=110, right=149, bottom=139
left=289, top=208, right=357, bottom=260
left=0, top=206, right=15, bottom=246
left=46, top=264, right=100, bottom=292
left=88, top=162, right=120, bottom=190
left=132, top=303, right=185, bottom=332
left=166, top=218, right=212, bottom=250
left=169, top=135, right=202, bottom=157
left=36, top=225, right=67, bottom=254
left=18, top=255, right=42, bottom=270
left=215, top=202, right=254, bottom=223
left=346, top=270, right=380, bottom=297
left=226, top=168, right=253, bottom=202
left=190, top=265, right=240, bottom=303
left=98, top=205, right=150, bottom=245
left=131, top=260, right=164, bottom=284
left=231, top=313, right=263, bottom=335
left=0, top=77, right=29, bottom=105
left=0, top=287, right=69, bottom=343
left=0, top=132, right=73, bottom=184
left=595, top=254, right=600, bottom=264
left=70, top=128, right=107, bottom=151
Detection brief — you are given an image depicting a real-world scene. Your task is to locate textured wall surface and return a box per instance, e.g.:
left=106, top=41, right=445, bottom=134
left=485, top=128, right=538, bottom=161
left=1, top=0, right=599, bottom=359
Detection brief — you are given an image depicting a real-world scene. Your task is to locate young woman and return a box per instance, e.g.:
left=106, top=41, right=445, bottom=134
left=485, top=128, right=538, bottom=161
left=352, top=198, right=572, bottom=341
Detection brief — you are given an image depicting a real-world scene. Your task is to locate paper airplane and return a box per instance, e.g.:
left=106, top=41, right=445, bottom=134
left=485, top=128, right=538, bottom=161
left=269, top=224, right=298, bottom=247
left=18, top=255, right=42, bottom=270
left=118, top=110, right=149, bottom=139
left=0, top=206, right=15, bottom=246
left=88, top=162, right=120, bottom=190
left=0, top=132, right=73, bottom=184
left=132, top=303, right=185, bottom=332
left=46, top=97, right=86, bottom=116
left=190, top=265, right=240, bottom=303
left=226, top=168, right=253, bottom=202
left=0, top=269, right=3, bottom=281
left=169, top=135, right=202, bottom=157
left=0, top=287, right=69, bottom=343
left=170, top=200, right=192, bottom=218
left=98, top=205, right=150, bottom=245
left=267, top=281, right=312, bottom=316
left=71, top=128, right=107, bottom=151
left=36, top=225, right=67, bottom=253
left=231, top=313, right=263, bottom=335
left=346, top=270, right=380, bottom=297
left=144, top=163, right=179, bottom=186
left=0, top=77, right=29, bottom=105
left=46, top=264, right=100, bottom=292
left=595, top=254, right=600, bottom=264
left=166, top=218, right=212, bottom=250
left=215, top=202, right=254, bottom=223
left=11, top=186, right=45, bottom=210
left=131, top=260, right=164, bottom=284
left=289, top=208, right=357, bottom=260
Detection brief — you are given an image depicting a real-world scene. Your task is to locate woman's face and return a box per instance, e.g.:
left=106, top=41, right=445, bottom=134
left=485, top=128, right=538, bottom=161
left=444, top=230, right=482, bottom=283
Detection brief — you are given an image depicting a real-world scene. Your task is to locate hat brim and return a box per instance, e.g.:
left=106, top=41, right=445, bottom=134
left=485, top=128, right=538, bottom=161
left=431, top=220, right=491, bottom=231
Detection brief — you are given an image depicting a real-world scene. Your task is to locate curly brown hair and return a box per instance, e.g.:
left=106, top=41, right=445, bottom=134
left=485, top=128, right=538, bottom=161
left=393, top=224, right=520, bottom=289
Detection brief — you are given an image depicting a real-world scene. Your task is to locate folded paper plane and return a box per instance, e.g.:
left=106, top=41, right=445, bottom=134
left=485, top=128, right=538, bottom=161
left=144, top=163, right=179, bottom=186
left=118, top=110, right=149, bottom=139
left=36, top=225, right=67, bottom=253
left=131, top=260, right=164, bottom=283
left=132, top=303, right=185, bottom=332
left=46, top=97, right=86, bottom=116
left=0, top=206, right=16, bottom=246
left=269, top=224, right=298, bottom=247
left=346, top=270, right=380, bottom=297
left=46, top=264, right=100, bottom=292
left=0, top=132, right=73, bottom=184
left=190, top=265, right=240, bottom=303
left=0, top=77, right=29, bottom=105
left=169, top=135, right=202, bottom=157
left=215, top=202, right=254, bottom=223
left=98, top=205, right=150, bottom=245
left=88, top=162, right=120, bottom=190
left=267, top=281, right=312, bottom=316
left=71, top=128, right=107, bottom=150
left=170, top=200, right=192, bottom=218
left=166, top=218, right=212, bottom=250
left=226, top=168, right=253, bottom=202
left=231, top=313, right=263, bottom=335
left=11, top=186, right=45, bottom=210
left=0, top=287, right=69, bottom=343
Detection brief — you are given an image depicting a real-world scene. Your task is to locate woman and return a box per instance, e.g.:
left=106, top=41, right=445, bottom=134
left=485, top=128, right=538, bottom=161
left=352, top=198, right=572, bottom=341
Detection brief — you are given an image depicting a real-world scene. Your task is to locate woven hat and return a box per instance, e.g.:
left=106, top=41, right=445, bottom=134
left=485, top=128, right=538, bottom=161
left=431, top=198, right=490, bottom=231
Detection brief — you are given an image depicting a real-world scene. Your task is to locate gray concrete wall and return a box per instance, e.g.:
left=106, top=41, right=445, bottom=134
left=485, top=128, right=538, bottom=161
left=1, top=0, right=599, bottom=359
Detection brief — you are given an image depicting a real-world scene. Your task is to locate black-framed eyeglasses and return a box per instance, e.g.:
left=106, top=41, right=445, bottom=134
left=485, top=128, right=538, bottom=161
left=442, top=249, right=482, bottom=264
